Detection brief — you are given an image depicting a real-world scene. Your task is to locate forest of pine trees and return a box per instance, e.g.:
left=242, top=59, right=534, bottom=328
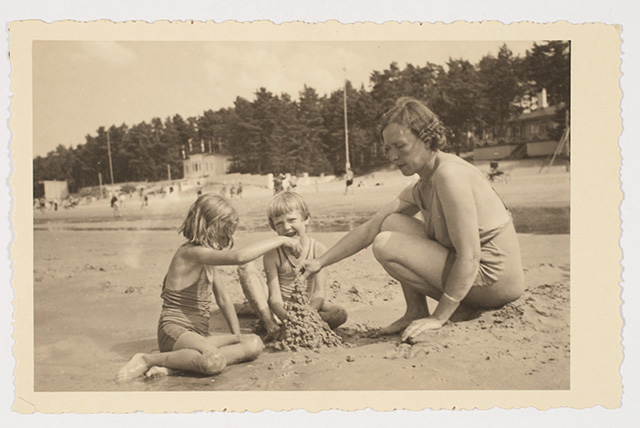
left=33, top=42, right=569, bottom=192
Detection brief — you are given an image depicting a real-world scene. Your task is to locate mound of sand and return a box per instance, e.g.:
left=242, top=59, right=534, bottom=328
left=270, top=276, right=342, bottom=352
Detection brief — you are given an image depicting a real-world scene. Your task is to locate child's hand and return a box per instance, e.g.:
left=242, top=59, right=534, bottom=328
left=282, top=237, right=302, bottom=258
left=401, top=317, right=443, bottom=343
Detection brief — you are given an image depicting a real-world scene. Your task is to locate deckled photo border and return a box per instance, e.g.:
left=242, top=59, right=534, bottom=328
left=9, top=20, right=622, bottom=413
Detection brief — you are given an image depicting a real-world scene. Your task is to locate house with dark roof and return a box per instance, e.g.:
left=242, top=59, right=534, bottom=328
left=473, top=90, right=569, bottom=161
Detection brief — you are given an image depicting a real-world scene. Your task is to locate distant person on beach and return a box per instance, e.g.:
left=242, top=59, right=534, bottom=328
left=273, top=173, right=284, bottom=195
left=116, top=194, right=302, bottom=383
left=344, top=168, right=354, bottom=195
left=229, top=184, right=236, bottom=199
left=236, top=182, right=243, bottom=199
left=110, top=195, right=121, bottom=218
left=300, top=97, right=524, bottom=343
left=140, top=194, right=149, bottom=210
left=237, top=192, right=348, bottom=339
left=488, top=161, right=507, bottom=182
left=288, top=174, right=298, bottom=192
left=38, top=197, right=47, bottom=214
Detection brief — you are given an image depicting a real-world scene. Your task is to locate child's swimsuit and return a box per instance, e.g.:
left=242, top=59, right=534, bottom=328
left=275, top=238, right=348, bottom=329
left=399, top=159, right=524, bottom=291
left=274, top=238, right=319, bottom=300
left=157, top=265, right=214, bottom=352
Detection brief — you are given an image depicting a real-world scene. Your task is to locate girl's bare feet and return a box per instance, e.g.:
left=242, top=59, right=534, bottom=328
left=115, top=353, right=150, bottom=383
left=144, top=366, right=175, bottom=379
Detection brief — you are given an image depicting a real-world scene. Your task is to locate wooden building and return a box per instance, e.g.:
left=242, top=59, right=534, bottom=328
left=473, top=91, right=569, bottom=161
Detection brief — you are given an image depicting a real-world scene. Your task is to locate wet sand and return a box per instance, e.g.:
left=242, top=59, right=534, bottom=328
left=33, top=167, right=570, bottom=391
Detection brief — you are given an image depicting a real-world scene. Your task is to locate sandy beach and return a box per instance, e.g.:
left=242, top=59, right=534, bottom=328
left=33, top=164, right=570, bottom=391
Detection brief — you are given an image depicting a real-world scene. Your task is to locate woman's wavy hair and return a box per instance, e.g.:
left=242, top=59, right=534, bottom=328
left=379, top=97, right=449, bottom=151
left=266, top=191, right=311, bottom=231
left=179, top=193, right=239, bottom=250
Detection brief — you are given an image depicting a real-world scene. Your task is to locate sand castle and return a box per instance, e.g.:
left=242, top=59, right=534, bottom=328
left=271, top=275, right=342, bottom=352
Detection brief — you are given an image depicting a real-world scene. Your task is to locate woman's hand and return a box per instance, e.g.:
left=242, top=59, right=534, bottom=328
left=297, top=258, right=322, bottom=281
left=266, top=323, right=285, bottom=342
left=282, top=237, right=302, bottom=258
left=401, top=316, right=444, bottom=343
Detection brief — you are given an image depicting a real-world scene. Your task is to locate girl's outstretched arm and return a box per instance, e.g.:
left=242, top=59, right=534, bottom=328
left=185, top=236, right=302, bottom=267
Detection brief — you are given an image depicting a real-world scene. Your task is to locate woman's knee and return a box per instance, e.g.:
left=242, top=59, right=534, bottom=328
left=372, top=231, right=394, bottom=263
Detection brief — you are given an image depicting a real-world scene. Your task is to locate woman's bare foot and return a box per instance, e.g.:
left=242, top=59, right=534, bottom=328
left=449, top=303, right=483, bottom=323
left=115, top=353, right=150, bottom=383
left=378, top=308, right=430, bottom=336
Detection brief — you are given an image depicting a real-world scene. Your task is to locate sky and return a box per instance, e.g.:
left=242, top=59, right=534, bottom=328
left=32, top=40, right=537, bottom=157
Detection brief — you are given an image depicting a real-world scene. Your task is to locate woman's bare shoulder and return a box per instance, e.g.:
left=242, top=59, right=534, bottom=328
left=434, top=157, right=479, bottom=184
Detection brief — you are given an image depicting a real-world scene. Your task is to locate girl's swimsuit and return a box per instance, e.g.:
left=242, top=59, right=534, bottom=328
left=275, top=238, right=319, bottom=300
left=399, top=159, right=524, bottom=291
left=157, top=265, right=214, bottom=352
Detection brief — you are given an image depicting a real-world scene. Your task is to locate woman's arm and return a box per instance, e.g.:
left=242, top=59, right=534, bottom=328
left=211, top=272, right=241, bottom=336
left=435, top=164, right=482, bottom=307
left=263, top=250, right=288, bottom=322
left=301, top=196, right=418, bottom=277
left=414, top=164, right=482, bottom=331
left=402, top=165, right=482, bottom=342
left=308, top=242, right=328, bottom=311
left=184, top=236, right=302, bottom=267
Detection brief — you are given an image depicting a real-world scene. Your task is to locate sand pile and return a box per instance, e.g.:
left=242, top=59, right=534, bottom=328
left=271, top=275, right=343, bottom=352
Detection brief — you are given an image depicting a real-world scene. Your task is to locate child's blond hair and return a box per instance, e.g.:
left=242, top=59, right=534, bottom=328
left=266, top=191, right=310, bottom=230
left=180, top=194, right=238, bottom=249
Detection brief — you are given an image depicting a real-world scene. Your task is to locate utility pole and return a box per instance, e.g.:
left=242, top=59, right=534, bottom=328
left=106, top=130, right=115, bottom=186
left=167, top=164, right=172, bottom=181
left=98, top=172, right=103, bottom=199
left=343, top=64, right=350, bottom=172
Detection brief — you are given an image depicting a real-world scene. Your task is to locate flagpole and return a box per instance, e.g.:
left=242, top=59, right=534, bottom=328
left=343, top=63, right=350, bottom=172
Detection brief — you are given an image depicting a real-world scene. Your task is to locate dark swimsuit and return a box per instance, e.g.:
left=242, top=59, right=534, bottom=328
left=157, top=265, right=214, bottom=352
left=400, top=159, right=524, bottom=290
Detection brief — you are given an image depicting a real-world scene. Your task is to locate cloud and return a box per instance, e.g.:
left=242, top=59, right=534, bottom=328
left=203, top=46, right=283, bottom=93
left=202, top=44, right=351, bottom=101
left=77, top=41, right=137, bottom=66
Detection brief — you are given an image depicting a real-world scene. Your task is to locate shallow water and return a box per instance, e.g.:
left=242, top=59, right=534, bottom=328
left=33, top=206, right=569, bottom=235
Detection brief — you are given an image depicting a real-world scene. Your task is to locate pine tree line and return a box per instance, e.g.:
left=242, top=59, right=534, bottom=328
left=33, top=42, right=569, bottom=192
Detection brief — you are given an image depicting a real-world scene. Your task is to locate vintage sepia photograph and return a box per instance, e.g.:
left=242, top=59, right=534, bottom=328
left=32, top=37, right=571, bottom=391
left=9, top=20, right=623, bottom=413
